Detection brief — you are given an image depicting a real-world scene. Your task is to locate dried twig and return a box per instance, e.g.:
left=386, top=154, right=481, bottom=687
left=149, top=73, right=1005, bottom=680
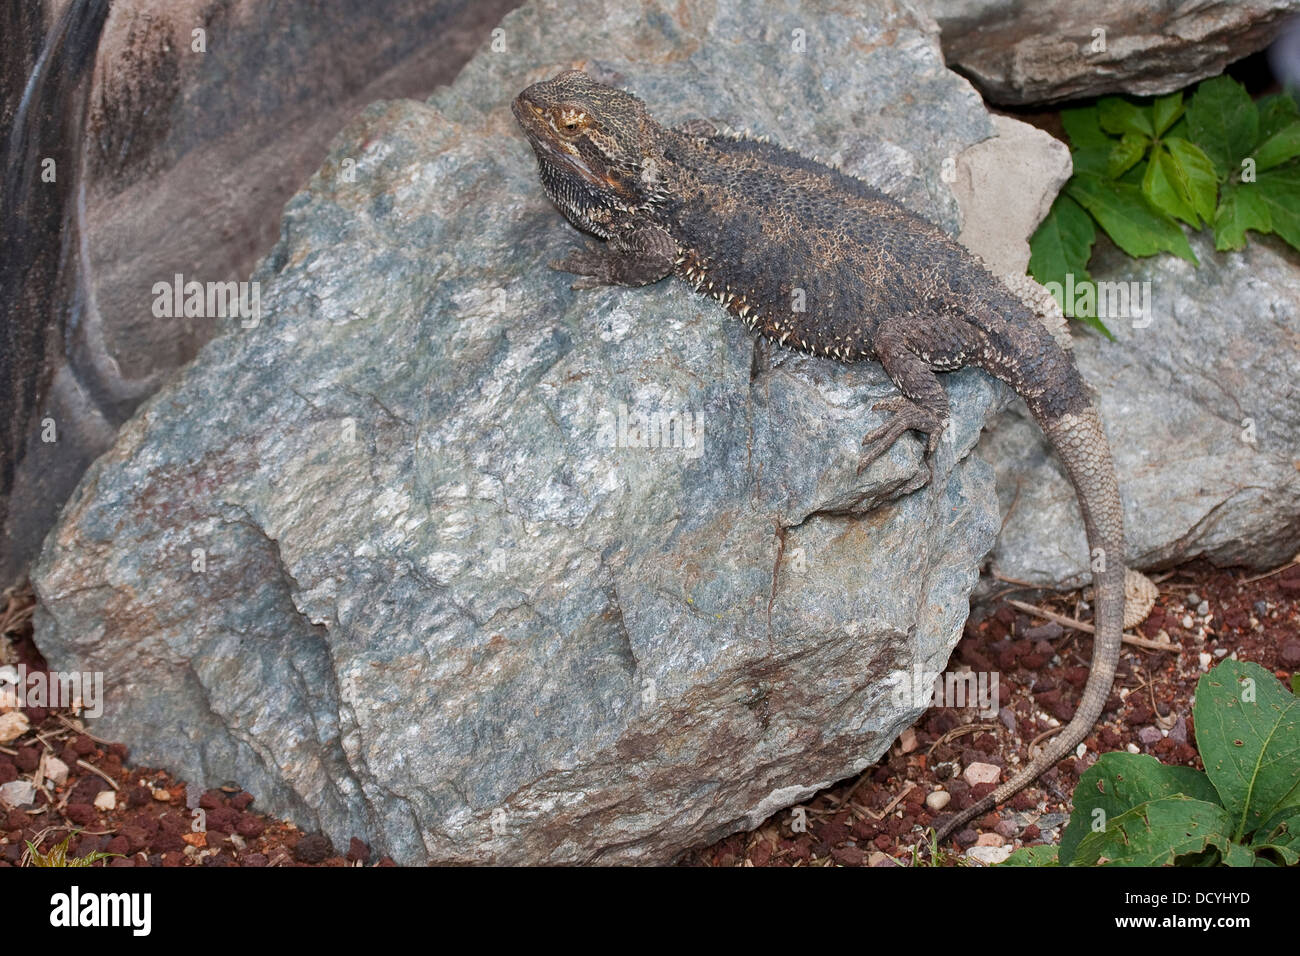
left=76, top=759, right=119, bottom=791
left=1241, top=554, right=1300, bottom=585
left=1006, top=599, right=1177, bottom=651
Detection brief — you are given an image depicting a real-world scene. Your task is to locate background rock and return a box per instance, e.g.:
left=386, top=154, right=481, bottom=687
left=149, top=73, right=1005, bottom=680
left=983, top=231, right=1300, bottom=589
left=33, top=0, right=1021, bottom=864
left=924, top=0, right=1300, bottom=104
left=0, top=0, right=521, bottom=588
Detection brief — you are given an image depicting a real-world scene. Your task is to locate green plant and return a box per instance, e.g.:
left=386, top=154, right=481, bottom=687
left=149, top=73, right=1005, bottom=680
left=1000, top=659, right=1299, bottom=866
left=1029, top=76, right=1300, bottom=337
left=912, top=827, right=970, bottom=867
left=22, top=831, right=119, bottom=867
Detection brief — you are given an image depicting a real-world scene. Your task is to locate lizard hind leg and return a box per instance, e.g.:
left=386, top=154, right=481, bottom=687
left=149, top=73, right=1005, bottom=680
left=856, top=316, right=962, bottom=486
left=856, top=395, right=945, bottom=482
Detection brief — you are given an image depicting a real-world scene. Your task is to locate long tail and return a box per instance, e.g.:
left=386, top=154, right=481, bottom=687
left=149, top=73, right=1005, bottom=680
left=934, top=382, right=1126, bottom=844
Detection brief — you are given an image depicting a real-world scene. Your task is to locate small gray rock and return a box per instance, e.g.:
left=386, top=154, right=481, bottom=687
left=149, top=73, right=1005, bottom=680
left=1137, top=726, right=1164, bottom=747
left=0, top=780, right=36, bottom=808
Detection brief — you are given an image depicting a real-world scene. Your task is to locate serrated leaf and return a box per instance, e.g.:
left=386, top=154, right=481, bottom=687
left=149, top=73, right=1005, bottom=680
left=1258, top=166, right=1300, bottom=252
left=1072, top=796, right=1236, bottom=867
left=1213, top=181, right=1271, bottom=250
left=1253, top=121, right=1300, bottom=172
left=1257, top=92, right=1300, bottom=143
left=1028, top=193, right=1095, bottom=291
left=997, top=844, right=1059, bottom=866
left=1062, top=105, right=1111, bottom=149
left=1066, top=173, right=1198, bottom=264
left=1193, top=659, right=1300, bottom=842
left=1143, top=143, right=1201, bottom=227
left=1107, top=133, right=1149, bottom=179
left=1059, top=752, right=1221, bottom=865
left=1164, top=137, right=1218, bottom=223
left=1185, top=76, right=1258, bottom=177
left=1249, top=805, right=1300, bottom=866
left=1099, top=97, right=1154, bottom=138
left=1152, top=92, right=1184, bottom=136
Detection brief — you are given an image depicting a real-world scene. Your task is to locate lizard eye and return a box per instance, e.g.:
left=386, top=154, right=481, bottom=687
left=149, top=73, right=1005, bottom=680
left=554, top=110, right=589, bottom=136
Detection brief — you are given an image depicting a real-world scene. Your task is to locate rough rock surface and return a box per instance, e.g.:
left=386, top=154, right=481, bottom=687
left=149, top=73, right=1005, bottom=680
left=983, top=231, right=1300, bottom=590
left=33, top=0, right=1017, bottom=864
left=926, top=0, right=1300, bottom=105
left=1, top=0, right=521, bottom=587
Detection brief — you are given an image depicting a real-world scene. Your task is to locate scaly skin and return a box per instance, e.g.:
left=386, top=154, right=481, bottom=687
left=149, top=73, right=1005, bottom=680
left=513, top=70, right=1126, bottom=845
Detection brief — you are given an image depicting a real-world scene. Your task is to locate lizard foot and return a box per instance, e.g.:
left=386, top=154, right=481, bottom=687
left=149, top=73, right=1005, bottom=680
left=856, top=396, right=946, bottom=486
left=549, top=242, right=617, bottom=290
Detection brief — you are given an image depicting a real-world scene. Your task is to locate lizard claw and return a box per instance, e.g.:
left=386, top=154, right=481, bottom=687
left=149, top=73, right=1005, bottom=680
left=856, top=396, right=946, bottom=488
left=549, top=241, right=615, bottom=289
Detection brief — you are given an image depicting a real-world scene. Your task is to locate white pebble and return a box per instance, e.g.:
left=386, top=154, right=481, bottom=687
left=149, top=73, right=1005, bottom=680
left=43, top=755, right=70, bottom=786
left=966, top=844, right=1013, bottom=865
left=0, top=711, right=29, bottom=744
left=963, top=762, right=1002, bottom=786
left=925, top=790, right=951, bottom=811
left=93, top=790, right=116, bottom=811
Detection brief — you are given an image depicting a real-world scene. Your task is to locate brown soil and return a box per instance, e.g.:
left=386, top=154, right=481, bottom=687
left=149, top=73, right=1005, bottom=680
left=685, top=559, right=1300, bottom=867
left=2, top=558, right=1296, bottom=867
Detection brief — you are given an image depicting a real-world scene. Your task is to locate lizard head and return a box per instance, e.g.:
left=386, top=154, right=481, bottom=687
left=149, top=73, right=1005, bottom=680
left=512, top=69, right=668, bottom=236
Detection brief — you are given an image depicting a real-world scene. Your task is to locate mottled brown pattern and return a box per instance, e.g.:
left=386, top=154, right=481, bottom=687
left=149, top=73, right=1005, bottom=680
left=514, top=70, right=1126, bottom=844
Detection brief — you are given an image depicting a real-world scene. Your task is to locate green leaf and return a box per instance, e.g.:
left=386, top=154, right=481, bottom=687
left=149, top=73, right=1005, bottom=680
left=1293, top=673, right=1300, bottom=696
left=1213, top=181, right=1271, bottom=251
left=1072, top=796, right=1237, bottom=867
left=1028, top=193, right=1096, bottom=290
left=1072, top=145, right=1113, bottom=178
left=1061, top=105, right=1112, bottom=149
left=1257, top=165, right=1300, bottom=252
left=1152, top=92, right=1184, bottom=136
left=1185, top=76, right=1258, bottom=178
left=1107, top=133, right=1149, bottom=179
left=997, top=844, right=1059, bottom=866
left=1059, top=752, right=1221, bottom=865
left=1164, top=137, right=1219, bottom=223
left=1076, top=313, right=1116, bottom=340
left=1066, top=173, right=1198, bottom=265
left=1253, top=122, right=1300, bottom=172
left=1221, top=841, right=1257, bottom=867
left=1249, top=805, right=1300, bottom=866
left=1257, top=92, right=1300, bottom=143
left=1143, top=142, right=1201, bottom=227
left=1099, top=97, right=1154, bottom=138
left=1193, top=659, right=1300, bottom=842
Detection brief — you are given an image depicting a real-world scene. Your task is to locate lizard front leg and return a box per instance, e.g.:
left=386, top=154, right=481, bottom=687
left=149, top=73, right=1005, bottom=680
left=550, top=222, right=678, bottom=290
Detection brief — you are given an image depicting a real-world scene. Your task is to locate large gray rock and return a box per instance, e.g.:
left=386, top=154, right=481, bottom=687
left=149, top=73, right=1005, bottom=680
left=33, top=0, right=1016, bottom=864
left=984, top=231, right=1300, bottom=589
left=926, top=0, right=1300, bottom=105
left=1, top=0, right=521, bottom=588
